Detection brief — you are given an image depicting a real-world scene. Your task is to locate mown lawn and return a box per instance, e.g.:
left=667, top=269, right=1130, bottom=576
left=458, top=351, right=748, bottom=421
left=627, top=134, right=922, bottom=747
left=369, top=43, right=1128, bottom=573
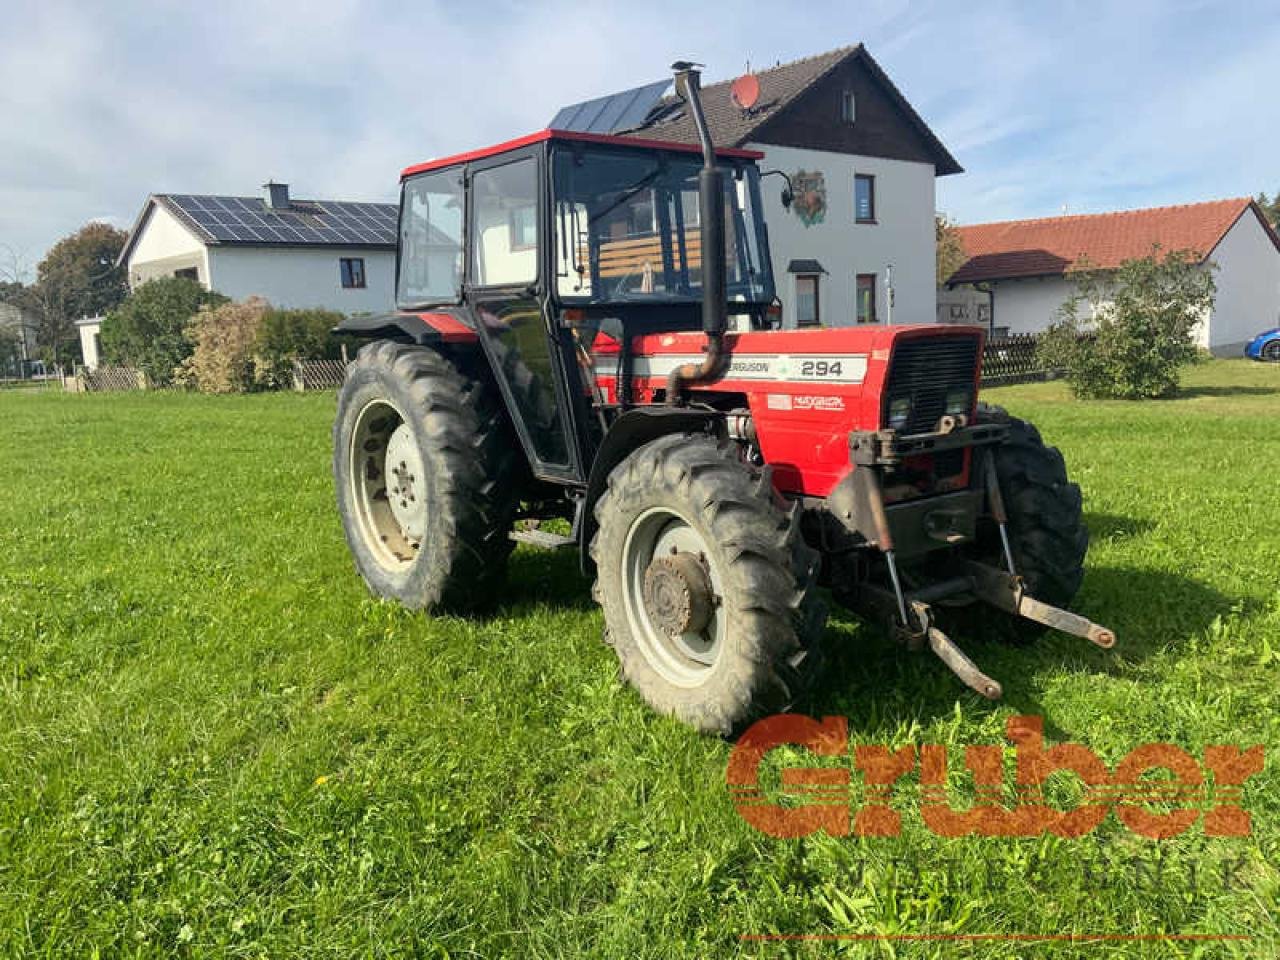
left=0, top=359, right=1277, bottom=958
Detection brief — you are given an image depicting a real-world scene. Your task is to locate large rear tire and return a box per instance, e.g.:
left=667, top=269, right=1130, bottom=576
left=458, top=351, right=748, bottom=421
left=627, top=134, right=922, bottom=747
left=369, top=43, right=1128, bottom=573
left=591, top=433, right=827, bottom=735
left=333, top=341, right=519, bottom=611
left=970, top=404, right=1089, bottom=644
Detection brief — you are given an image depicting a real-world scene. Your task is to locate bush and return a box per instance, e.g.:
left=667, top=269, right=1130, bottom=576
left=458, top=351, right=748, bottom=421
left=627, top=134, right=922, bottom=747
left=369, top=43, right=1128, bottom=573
left=179, top=298, right=270, bottom=394
left=100, top=277, right=227, bottom=385
left=1037, top=248, right=1216, bottom=399
left=254, top=308, right=347, bottom=389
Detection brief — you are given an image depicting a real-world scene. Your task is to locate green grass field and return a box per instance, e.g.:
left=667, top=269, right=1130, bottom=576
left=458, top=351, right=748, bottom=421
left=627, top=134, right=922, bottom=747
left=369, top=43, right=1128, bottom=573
left=1, top=360, right=1277, bottom=958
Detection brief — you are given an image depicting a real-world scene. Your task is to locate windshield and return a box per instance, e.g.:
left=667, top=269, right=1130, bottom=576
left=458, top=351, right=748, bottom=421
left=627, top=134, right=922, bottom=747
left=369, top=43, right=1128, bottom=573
left=551, top=146, right=773, bottom=306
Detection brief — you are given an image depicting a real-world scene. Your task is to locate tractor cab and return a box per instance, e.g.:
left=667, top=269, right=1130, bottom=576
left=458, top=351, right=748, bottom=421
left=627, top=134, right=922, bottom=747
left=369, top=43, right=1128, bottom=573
left=390, top=126, right=776, bottom=483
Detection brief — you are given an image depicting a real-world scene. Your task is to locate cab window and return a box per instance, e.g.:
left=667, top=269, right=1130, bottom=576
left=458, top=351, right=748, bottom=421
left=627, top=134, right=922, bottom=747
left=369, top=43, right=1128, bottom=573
left=471, top=158, right=538, bottom=287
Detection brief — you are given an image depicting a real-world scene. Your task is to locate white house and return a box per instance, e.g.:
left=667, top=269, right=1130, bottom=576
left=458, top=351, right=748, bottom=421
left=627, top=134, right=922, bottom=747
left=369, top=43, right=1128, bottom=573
left=0, top=301, right=39, bottom=377
left=943, top=199, right=1280, bottom=354
left=117, top=183, right=399, bottom=314
left=625, top=45, right=961, bottom=329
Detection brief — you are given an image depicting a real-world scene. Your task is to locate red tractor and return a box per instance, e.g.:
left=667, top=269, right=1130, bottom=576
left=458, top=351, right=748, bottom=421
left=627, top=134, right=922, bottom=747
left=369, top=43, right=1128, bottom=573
left=333, top=64, right=1113, bottom=734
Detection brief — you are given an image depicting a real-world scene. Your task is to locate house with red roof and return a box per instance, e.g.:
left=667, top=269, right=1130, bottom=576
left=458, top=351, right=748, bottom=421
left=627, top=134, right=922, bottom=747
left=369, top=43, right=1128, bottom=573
left=940, top=198, right=1280, bottom=354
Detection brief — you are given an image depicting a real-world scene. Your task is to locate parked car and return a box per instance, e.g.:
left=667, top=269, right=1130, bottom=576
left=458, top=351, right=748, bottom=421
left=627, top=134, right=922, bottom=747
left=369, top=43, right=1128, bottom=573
left=1245, top=327, right=1280, bottom=361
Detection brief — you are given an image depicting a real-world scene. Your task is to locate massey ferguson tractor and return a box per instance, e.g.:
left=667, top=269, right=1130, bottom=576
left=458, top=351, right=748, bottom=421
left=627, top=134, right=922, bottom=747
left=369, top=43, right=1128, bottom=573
left=332, top=63, right=1114, bottom=734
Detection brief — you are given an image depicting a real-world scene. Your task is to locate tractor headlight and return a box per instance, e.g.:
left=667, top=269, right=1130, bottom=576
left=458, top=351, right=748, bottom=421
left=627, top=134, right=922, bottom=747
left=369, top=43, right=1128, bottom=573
left=888, top=397, right=912, bottom=430
left=944, top=387, right=972, bottom=416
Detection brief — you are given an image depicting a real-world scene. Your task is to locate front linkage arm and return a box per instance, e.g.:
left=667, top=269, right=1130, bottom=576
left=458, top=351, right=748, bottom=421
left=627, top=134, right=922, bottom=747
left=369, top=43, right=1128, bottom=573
left=834, top=426, right=1117, bottom=699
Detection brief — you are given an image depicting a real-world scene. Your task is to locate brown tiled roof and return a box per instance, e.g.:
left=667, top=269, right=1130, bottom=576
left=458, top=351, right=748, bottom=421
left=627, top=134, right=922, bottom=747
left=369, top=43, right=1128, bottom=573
left=949, top=198, right=1278, bottom=285
left=624, top=45, right=961, bottom=175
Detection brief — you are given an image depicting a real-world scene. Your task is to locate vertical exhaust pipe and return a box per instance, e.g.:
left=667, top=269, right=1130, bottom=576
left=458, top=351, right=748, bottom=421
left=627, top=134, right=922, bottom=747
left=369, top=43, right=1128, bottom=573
left=667, top=61, right=729, bottom=405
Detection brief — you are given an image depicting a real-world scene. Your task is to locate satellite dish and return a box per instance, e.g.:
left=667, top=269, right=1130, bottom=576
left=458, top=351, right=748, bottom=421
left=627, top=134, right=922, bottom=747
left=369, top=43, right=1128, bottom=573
left=730, top=73, right=760, bottom=111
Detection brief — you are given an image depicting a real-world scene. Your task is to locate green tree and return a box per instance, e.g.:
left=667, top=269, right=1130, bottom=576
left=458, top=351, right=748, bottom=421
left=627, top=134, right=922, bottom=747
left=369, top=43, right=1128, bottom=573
left=30, top=222, right=130, bottom=365
left=254, top=307, right=347, bottom=388
left=1258, top=191, right=1280, bottom=230
left=100, top=277, right=226, bottom=385
left=1038, top=246, right=1215, bottom=400
left=936, top=213, right=968, bottom=285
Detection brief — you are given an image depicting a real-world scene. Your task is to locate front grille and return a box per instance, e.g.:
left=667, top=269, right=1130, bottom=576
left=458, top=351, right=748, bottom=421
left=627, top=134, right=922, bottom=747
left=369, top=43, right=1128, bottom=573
left=883, top=334, right=980, bottom=434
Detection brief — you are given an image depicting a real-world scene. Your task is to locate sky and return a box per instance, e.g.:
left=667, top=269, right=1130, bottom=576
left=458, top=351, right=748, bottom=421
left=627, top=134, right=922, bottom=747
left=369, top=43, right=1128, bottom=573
left=1, top=0, right=1277, bottom=274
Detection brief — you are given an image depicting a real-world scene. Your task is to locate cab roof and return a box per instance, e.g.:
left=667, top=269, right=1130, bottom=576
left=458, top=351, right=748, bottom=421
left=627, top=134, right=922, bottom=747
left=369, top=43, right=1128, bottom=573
left=400, top=129, right=764, bottom=180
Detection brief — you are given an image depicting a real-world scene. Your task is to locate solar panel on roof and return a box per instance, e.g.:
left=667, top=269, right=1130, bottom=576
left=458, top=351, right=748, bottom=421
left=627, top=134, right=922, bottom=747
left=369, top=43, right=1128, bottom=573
left=165, top=193, right=398, bottom=247
left=550, top=78, right=672, bottom=135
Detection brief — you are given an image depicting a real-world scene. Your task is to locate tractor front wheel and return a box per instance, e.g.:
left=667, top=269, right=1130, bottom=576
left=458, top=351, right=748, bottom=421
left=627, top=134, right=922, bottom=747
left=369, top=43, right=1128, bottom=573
left=333, top=341, right=519, bottom=611
left=591, top=434, right=826, bottom=735
left=970, top=404, right=1089, bottom=644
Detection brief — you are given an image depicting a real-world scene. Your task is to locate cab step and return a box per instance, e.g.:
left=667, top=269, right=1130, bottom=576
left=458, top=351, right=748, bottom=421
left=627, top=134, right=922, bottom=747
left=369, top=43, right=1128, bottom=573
left=510, top=529, right=576, bottom=550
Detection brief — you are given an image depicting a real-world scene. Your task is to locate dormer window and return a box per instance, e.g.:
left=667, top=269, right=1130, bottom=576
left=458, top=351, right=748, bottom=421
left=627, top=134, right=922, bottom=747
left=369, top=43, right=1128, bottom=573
left=840, top=89, right=856, bottom=124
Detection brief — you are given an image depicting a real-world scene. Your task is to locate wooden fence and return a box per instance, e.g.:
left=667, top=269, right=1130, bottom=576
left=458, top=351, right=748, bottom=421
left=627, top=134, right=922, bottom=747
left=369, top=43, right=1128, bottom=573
left=72, top=365, right=149, bottom=392
left=982, top=335, right=1046, bottom=385
left=292, top=359, right=349, bottom=391
left=53, top=340, right=1067, bottom=394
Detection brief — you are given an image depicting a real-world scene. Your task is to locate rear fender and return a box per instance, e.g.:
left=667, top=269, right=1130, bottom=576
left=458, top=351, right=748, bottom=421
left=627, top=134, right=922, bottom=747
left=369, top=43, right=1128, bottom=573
left=336, top=310, right=479, bottom=346
left=577, top=407, right=725, bottom=574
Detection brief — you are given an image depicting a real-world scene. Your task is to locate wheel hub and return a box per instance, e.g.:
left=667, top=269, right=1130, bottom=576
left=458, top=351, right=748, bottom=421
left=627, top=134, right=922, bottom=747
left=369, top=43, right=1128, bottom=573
left=643, top=551, right=714, bottom=637
left=385, top=424, right=426, bottom=542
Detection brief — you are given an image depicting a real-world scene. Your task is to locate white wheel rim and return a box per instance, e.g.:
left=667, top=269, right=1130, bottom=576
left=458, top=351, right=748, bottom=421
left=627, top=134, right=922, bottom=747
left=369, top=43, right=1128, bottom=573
left=621, top=506, right=726, bottom=688
left=348, top=399, right=425, bottom=571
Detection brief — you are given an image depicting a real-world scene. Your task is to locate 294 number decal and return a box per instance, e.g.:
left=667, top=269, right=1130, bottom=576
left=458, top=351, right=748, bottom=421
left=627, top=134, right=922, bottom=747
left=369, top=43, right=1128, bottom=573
left=799, top=359, right=843, bottom=378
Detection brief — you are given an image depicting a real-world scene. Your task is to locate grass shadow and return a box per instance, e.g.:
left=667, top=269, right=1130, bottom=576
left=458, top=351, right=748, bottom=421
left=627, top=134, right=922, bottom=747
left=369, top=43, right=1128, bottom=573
left=491, top=547, right=596, bottom=616
left=1177, top=384, right=1278, bottom=399
left=797, top=565, right=1242, bottom=740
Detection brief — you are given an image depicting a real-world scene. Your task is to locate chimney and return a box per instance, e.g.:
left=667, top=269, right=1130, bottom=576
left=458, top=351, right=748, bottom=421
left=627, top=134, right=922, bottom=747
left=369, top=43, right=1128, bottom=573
left=263, top=181, right=290, bottom=210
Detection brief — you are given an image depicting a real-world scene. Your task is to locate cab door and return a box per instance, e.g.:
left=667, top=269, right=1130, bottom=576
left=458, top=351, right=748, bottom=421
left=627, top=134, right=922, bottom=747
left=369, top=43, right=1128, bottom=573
left=466, top=150, right=583, bottom=482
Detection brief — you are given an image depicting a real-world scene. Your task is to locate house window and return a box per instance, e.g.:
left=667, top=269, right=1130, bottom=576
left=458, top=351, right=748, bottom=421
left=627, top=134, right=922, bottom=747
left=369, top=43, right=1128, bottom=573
left=174, top=267, right=198, bottom=281
left=855, top=175, right=875, bottom=223
left=841, top=90, right=856, bottom=124
left=796, top=274, right=820, bottom=327
left=340, top=257, right=367, bottom=289
left=856, top=274, right=877, bottom=323
left=508, top=205, right=538, bottom=250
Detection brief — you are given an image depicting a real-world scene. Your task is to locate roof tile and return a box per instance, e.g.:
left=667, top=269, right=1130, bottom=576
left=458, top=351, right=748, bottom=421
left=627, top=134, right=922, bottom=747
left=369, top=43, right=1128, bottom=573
left=950, top=199, right=1273, bottom=284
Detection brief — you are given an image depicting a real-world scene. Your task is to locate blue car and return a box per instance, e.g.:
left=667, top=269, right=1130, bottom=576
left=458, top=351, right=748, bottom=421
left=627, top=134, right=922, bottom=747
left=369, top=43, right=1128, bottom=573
left=1245, top=327, right=1280, bottom=361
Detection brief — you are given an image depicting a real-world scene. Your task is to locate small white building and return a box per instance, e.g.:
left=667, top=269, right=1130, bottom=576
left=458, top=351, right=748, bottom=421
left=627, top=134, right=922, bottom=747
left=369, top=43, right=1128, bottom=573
left=625, top=45, right=961, bottom=329
left=76, top=316, right=104, bottom=369
left=117, top=183, right=398, bottom=313
left=944, top=199, right=1280, bottom=354
left=0, top=302, right=39, bottom=376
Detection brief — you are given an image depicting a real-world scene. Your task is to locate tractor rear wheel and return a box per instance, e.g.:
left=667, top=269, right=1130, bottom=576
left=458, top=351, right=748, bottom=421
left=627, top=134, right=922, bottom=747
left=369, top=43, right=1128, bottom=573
left=333, top=341, right=519, bottom=611
left=591, top=433, right=827, bottom=735
left=970, top=404, right=1089, bottom=644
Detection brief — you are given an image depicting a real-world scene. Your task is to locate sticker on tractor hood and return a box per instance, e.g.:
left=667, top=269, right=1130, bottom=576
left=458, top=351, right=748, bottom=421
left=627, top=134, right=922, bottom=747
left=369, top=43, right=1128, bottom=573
left=595, top=353, right=868, bottom=384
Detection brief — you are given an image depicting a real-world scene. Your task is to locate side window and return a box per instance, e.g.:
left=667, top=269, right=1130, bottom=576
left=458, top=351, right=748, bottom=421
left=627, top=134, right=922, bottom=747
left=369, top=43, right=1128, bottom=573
left=471, top=158, right=538, bottom=287
left=398, top=170, right=464, bottom=305
left=856, top=273, right=877, bottom=323
left=340, top=257, right=366, bottom=289
left=796, top=274, right=820, bottom=327
left=855, top=174, right=875, bottom=223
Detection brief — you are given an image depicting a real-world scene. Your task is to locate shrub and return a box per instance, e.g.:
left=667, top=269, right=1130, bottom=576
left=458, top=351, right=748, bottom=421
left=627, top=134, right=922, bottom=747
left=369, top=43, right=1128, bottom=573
left=179, top=298, right=270, bottom=394
left=254, top=308, right=347, bottom=389
left=1037, top=247, right=1216, bottom=399
left=100, top=277, right=226, bottom=385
